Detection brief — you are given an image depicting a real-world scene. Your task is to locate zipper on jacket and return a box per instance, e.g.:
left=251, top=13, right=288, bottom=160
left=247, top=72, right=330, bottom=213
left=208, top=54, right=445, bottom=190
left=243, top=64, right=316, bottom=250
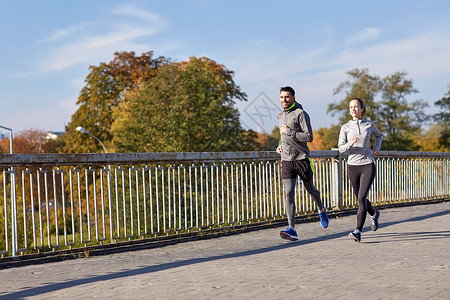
left=357, top=120, right=361, bottom=135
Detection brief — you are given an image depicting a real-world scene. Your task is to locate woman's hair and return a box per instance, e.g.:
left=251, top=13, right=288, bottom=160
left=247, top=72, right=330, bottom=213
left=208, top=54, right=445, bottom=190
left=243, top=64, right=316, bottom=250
left=350, top=97, right=366, bottom=117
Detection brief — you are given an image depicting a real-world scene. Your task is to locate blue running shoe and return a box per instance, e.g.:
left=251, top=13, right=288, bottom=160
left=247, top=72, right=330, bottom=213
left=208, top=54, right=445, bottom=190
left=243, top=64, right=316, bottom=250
left=280, top=227, right=298, bottom=241
left=319, top=208, right=329, bottom=229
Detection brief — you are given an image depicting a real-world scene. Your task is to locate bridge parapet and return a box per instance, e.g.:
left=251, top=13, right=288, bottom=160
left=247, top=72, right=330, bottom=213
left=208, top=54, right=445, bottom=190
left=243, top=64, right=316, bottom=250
left=0, top=151, right=448, bottom=257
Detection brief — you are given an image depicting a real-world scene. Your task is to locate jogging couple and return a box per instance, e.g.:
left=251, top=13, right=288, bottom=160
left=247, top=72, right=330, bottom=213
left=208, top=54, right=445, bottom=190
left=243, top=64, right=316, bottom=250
left=276, top=86, right=382, bottom=243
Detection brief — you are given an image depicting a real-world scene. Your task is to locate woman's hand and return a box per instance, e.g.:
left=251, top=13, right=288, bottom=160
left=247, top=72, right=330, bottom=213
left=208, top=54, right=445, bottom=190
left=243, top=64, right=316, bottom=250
left=350, top=137, right=357, bottom=146
left=373, top=149, right=379, bottom=156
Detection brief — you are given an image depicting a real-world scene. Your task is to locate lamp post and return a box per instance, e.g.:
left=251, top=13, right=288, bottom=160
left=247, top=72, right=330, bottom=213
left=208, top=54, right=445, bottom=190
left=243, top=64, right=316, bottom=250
left=0, top=125, right=13, bottom=154
left=76, top=127, right=111, bottom=229
left=76, top=126, right=108, bottom=153
left=0, top=125, right=16, bottom=257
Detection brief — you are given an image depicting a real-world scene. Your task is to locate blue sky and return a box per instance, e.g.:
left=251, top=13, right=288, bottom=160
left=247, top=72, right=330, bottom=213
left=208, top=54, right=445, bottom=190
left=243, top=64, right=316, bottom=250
left=1, top=0, right=450, bottom=135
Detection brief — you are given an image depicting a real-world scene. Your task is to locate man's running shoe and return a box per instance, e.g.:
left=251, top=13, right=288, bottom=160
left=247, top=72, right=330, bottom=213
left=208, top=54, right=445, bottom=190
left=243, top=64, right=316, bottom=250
left=348, top=230, right=361, bottom=242
left=319, top=208, right=329, bottom=229
left=370, top=210, right=380, bottom=231
left=280, top=227, right=298, bottom=241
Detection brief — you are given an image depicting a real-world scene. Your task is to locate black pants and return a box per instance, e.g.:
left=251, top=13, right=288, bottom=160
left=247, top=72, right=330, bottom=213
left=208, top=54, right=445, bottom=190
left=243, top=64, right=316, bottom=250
left=348, top=163, right=376, bottom=231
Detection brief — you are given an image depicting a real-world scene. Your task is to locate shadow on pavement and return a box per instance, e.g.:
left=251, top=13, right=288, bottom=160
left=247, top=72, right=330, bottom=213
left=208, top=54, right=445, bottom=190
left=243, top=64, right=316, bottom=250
left=2, top=207, right=449, bottom=299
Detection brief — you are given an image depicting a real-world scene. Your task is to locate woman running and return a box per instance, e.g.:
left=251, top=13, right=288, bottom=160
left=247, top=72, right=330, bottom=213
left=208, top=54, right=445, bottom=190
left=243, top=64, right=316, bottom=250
left=338, top=98, right=383, bottom=242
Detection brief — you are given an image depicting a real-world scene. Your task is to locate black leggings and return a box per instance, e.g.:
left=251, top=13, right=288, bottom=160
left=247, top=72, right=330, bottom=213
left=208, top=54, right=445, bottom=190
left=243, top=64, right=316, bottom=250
left=348, top=163, right=376, bottom=231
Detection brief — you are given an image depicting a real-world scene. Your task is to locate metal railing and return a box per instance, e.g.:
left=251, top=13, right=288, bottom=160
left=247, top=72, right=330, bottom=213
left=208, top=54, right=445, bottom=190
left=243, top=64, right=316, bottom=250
left=0, top=151, right=449, bottom=257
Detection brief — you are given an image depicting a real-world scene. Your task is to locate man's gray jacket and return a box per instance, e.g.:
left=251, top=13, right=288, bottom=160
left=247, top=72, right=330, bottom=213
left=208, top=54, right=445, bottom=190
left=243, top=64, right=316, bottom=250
left=277, top=102, right=313, bottom=161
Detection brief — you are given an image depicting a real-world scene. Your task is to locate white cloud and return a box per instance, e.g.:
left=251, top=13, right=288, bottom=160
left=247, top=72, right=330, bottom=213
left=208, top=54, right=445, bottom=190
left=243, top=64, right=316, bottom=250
left=230, top=40, right=330, bottom=87
left=231, top=29, right=450, bottom=94
left=336, top=30, right=450, bottom=79
left=231, top=27, right=450, bottom=132
left=36, top=5, right=168, bottom=73
left=229, top=28, right=450, bottom=131
left=345, top=27, right=380, bottom=45
left=38, top=27, right=156, bottom=72
left=110, top=4, right=167, bottom=28
left=38, top=22, right=95, bottom=43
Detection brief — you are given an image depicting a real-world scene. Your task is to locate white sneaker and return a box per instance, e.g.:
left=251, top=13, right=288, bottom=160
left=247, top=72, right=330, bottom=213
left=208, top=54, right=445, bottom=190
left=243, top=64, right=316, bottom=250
left=370, top=210, right=380, bottom=231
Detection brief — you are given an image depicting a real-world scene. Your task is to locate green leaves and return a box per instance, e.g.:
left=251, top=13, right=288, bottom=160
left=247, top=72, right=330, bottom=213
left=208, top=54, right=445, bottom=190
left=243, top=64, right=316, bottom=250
left=433, top=85, right=450, bottom=150
left=329, top=68, right=428, bottom=150
left=111, top=57, right=248, bottom=153
left=63, top=52, right=169, bottom=153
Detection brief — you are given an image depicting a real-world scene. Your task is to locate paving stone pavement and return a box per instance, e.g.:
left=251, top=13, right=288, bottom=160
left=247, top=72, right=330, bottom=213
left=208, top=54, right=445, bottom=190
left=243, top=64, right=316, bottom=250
left=0, top=201, right=449, bottom=300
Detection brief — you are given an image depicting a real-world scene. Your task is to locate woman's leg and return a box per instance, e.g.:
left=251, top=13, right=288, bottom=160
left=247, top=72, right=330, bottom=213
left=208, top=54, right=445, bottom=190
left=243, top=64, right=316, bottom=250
left=348, top=164, right=362, bottom=203
left=354, top=164, right=376, bottom=231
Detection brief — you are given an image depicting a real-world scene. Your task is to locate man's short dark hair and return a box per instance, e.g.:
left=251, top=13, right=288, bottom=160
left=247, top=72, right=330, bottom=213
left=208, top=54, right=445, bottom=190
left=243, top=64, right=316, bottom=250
left=280, top=86, right=295, bottom=97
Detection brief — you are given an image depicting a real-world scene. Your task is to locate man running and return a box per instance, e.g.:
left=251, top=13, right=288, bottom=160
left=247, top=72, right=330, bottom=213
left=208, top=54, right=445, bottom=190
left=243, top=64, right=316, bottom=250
left=276, top=86, right=329, bottom=241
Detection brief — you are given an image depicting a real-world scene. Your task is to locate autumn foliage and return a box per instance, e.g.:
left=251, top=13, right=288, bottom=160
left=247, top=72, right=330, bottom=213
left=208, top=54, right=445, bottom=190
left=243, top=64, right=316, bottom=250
left=0, top=129, right=61, bottom=154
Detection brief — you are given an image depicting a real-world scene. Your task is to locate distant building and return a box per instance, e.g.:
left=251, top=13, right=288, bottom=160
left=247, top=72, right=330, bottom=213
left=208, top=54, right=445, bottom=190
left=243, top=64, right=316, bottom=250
left=45, top=131, right=65, bottom=140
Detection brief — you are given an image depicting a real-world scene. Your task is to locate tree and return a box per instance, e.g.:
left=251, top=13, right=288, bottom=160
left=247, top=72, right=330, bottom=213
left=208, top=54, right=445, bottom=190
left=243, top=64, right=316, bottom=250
left=377, top=72, right=428, bottom=150
left=250, top=132, right=275, bottom=151
left=62, top=51, right=169, bottom=153
left=241, top=130, right=261, bottom=151
left=111, top=57, right=247, bottom=152
left=433, top=85, right=450, bottom=150
left=328, top=68, right=380, bottom=124
left=328, top=68, right=428, bottom=150
left=413, top=124, right=446, bottom=151
left=251, top=127, right=280, bottom=151
left=316, top=125, right=341, bottom=150
left=270, top=126, right=281, bottom=143
left=0, top=129, right=61, bottom=153
left=308, top=130, right=325, bottom=150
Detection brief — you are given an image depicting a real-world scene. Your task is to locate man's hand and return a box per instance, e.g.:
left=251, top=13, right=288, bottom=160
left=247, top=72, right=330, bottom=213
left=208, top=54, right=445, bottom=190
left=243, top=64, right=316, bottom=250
left=276, top=145, right=282, bottom=154
left=373, top=149, right=379, bottom=156
left=280, top=124, right=289, bottom=135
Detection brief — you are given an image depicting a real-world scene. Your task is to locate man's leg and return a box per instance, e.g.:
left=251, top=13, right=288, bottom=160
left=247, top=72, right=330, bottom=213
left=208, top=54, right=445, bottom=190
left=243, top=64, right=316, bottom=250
left=303, top=179, right=323, bottom=210
left=303, top=179, right=329, bottom=228
left=280, top=177, right=299, bottom=241
left=282, top=178, right=297, bottom=228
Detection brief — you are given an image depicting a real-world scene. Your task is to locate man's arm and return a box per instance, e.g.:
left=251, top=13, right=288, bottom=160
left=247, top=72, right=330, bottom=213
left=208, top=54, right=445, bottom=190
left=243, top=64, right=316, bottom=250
left=281, top=111, right=313, bottom=142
